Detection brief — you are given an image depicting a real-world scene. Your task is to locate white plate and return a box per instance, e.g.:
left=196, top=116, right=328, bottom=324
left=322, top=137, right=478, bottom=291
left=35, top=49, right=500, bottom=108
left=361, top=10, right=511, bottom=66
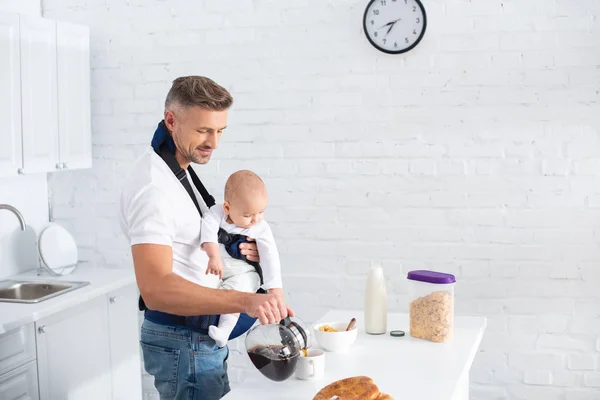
left=38, top=223, right=78, bottom=275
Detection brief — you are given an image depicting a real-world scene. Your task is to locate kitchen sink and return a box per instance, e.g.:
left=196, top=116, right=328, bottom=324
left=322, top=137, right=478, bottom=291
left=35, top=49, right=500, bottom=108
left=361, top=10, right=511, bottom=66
left=0, top=279, right=90, bottom=304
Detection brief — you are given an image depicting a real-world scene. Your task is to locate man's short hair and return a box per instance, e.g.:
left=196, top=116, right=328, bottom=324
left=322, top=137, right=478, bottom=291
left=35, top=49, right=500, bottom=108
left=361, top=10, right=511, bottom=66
left=165, top=76, right=233, bottom=112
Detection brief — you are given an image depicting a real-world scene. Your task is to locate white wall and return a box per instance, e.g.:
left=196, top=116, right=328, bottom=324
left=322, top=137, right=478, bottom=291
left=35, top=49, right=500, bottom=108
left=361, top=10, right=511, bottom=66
left=42, top=0, right=600, bottom=399
left=0, top=0, right=49, bottom=280
left=0, top=0, right=39, bottom=16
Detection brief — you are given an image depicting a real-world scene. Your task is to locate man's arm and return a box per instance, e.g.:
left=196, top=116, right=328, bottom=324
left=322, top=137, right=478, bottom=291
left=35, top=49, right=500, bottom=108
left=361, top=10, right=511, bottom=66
left=133, top=243, right=244, bottom=315
left=133, top=243, right=291, bottom=323
left=268, top=288, right=284, bottom=297
left=124, top=186, right=289, bottom=324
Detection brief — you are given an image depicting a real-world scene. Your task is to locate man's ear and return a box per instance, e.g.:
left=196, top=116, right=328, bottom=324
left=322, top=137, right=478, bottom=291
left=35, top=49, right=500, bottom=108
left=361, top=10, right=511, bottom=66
left=164, top=110, right=176, bottom=131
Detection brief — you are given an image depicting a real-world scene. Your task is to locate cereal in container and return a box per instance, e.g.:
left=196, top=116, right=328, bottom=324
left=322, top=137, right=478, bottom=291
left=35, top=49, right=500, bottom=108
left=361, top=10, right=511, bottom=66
left=407, top=270, right=456, bottom=343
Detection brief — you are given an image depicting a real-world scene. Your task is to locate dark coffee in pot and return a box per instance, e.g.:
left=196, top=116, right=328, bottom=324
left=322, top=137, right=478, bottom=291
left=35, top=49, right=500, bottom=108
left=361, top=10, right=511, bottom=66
left=247, top=344, right=299, bottom=381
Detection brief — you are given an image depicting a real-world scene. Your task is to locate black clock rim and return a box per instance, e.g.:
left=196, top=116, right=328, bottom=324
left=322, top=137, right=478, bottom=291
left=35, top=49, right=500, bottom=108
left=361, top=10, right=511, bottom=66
left=362, top=0, right=428, bottom=55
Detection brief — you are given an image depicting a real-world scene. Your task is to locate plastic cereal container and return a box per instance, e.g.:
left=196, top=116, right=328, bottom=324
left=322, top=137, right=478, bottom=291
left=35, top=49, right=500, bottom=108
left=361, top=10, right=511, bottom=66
left=407, top=270, right=456, bottom=343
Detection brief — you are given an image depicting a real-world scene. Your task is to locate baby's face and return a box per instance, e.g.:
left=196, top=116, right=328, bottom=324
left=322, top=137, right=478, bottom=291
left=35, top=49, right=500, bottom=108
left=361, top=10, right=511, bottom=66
left=226, top=192, right=268, bottom=229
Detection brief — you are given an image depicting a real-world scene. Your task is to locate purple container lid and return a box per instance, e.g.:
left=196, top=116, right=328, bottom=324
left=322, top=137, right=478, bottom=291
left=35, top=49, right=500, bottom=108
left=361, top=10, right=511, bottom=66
left=407, top=270, right=456, bottom=284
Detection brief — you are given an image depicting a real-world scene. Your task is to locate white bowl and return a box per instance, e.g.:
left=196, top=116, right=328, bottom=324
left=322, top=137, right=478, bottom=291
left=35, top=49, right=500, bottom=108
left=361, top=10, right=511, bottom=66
left=312, top=321, right=358, bottom=352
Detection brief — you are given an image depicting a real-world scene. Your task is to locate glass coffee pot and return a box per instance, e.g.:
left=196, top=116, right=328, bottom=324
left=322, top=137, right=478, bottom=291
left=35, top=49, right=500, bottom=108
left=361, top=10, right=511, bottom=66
left=245, top=316, right=313, bottom=381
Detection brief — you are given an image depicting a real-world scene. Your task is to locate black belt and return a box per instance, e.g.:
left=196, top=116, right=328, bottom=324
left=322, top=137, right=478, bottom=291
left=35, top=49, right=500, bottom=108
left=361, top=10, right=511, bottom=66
left=144, top=309, right=219, bottom=334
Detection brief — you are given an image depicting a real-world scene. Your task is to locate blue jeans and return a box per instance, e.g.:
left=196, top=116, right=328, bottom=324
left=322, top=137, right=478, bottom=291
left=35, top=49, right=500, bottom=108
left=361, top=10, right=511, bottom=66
left=140, top=319, right=231, bottom=400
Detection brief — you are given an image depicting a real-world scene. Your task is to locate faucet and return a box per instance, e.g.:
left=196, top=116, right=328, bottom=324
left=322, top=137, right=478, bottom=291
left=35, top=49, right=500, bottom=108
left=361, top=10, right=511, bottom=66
left=0, top=204, right=26, bottom=230
left=0, top=203, right=40, bottom=275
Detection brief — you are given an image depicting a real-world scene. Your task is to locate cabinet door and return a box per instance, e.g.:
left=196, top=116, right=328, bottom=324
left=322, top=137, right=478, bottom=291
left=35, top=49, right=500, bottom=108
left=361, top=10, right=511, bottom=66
left=20, top=16, right=59, bottom=174
left=0, top=323, right=36, bottom=376
left=36, top=295, right=111, bottom=400
left=108, top=284, right=143, bottom=400
left=57, top=21, right=92, bottom=170
left=0, top=360, right=39, bottom=400
left=0, top=12, right=22, bottom=177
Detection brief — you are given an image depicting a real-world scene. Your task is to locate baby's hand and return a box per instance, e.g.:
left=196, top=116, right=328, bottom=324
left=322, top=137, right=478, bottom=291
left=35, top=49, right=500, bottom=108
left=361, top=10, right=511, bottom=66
left=206, top=256, right=224, bottom=279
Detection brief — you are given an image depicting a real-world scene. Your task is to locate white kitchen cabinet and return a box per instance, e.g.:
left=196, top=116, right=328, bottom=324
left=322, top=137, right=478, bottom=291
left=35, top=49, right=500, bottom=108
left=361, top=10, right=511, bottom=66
left=30, top=283, right=142, bottom=400
left=0, top=361, right=40, bottom=400
left=0, top=270, right=141, bottom=400
left=0, top=361, right=39, bottom=400
left=107, top=284, right=143, bottom=400
left=0, top=11, right=92, bottom=178
left=56, top=21, right=92, bottom=170
left=36, top=295, right=112, bottom=400
left=19, top=16, right=59, bottom=174
left=0, top=13, right=22, bottom=177
left=0, top=323, right=36, bottom=376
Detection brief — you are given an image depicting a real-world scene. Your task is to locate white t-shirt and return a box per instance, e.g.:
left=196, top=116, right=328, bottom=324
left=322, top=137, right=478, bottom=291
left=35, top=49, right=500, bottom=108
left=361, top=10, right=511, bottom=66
left=119, top=146, right=219, bottom=289
left=200, top=204, right=283, bottom=290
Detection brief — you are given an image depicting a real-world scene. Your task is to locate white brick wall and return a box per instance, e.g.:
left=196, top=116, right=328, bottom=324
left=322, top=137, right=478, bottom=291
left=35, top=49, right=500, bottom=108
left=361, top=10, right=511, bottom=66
left=0, top=0, right=39, bottom=16
left=42, top=0, right=600, bottom=399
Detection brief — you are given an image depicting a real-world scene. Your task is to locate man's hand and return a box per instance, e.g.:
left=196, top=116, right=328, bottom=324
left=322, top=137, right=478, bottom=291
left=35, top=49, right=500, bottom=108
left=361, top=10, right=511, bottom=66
left=245, top=292, right=294, bottom=325
left=206, top=256, right=224, bottom=280
left=240, top=237, right=260, bottom=263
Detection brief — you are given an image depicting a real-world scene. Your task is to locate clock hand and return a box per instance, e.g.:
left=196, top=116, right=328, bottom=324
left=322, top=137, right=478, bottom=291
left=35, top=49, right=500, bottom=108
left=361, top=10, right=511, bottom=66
left=376, top=18, right=401, bottom=30
left=385, top=19, right=401, bottom=36
left=386, top=22, right=395, bottom=36
left=377, top=21, right=394, bottom=29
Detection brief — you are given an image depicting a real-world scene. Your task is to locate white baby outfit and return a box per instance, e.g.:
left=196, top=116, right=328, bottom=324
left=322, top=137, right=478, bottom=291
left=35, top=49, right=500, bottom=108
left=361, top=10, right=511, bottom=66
left=200, top=203, right=283, bottom=346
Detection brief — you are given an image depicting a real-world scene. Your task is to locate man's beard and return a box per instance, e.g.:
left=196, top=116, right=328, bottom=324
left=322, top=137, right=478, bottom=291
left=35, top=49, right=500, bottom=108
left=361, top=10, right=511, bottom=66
left=187, top=149, right=210, bottom=165
left=172, top=132, right=210, bottom=165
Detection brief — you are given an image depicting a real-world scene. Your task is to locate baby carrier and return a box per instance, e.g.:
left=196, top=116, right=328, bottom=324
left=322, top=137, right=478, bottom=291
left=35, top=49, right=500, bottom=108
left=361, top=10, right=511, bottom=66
left=140, top=120, right=264, bottom=340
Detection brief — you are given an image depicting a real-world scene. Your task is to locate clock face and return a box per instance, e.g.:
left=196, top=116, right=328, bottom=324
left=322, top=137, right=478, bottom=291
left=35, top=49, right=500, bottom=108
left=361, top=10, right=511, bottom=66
left=363, top=0, right=427, bottom=54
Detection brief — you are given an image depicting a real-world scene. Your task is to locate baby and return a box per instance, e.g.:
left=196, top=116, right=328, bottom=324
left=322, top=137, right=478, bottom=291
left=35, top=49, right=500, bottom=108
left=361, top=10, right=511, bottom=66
left=200, top=169, right=283, bottom=347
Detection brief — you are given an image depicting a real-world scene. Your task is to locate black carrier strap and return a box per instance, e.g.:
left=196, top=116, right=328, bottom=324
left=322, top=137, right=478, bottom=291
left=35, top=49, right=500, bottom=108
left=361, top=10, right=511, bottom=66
left=157, top=144, right=215, bottom=214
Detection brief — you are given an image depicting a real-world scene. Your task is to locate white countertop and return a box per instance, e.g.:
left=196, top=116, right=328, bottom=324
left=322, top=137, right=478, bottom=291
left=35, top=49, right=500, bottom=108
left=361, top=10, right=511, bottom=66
left=224, top=310, right=487, bottom=400
left=0, top=265, right=137, bottom=334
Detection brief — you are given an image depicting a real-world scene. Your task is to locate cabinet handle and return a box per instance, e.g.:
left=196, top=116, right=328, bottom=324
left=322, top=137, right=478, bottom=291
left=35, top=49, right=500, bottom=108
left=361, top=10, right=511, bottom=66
left=38, top=326, right=46, bottom=334
left=109, top=296, right=116, bottom=304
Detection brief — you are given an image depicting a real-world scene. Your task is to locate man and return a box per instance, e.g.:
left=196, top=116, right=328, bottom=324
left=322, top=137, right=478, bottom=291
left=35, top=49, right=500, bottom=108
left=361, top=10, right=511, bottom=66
left=119, top=76, right=292, bottom=400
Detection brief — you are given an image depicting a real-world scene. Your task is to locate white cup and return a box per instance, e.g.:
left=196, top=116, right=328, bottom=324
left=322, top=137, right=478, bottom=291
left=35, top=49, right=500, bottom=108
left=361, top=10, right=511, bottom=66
left=295, top=349, right=325, bottom=380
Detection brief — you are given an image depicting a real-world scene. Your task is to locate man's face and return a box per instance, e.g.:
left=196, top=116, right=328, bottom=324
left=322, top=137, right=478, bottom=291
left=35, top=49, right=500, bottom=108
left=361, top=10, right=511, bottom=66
left=165, top=105, right=228, bottom=165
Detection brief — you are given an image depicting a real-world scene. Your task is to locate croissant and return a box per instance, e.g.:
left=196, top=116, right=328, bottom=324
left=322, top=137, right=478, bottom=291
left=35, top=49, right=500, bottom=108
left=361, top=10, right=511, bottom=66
left=312, top=376, right=393, bottom=400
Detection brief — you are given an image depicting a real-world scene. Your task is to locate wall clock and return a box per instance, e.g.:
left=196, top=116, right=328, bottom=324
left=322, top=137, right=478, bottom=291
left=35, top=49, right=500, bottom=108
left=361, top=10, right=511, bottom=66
left=363, top=0, right=427, bottom=54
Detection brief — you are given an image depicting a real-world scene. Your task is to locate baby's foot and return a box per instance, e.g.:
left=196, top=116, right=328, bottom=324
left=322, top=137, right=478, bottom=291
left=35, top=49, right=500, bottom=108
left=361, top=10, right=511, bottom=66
left=209, top=325, right=229, bottom=348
